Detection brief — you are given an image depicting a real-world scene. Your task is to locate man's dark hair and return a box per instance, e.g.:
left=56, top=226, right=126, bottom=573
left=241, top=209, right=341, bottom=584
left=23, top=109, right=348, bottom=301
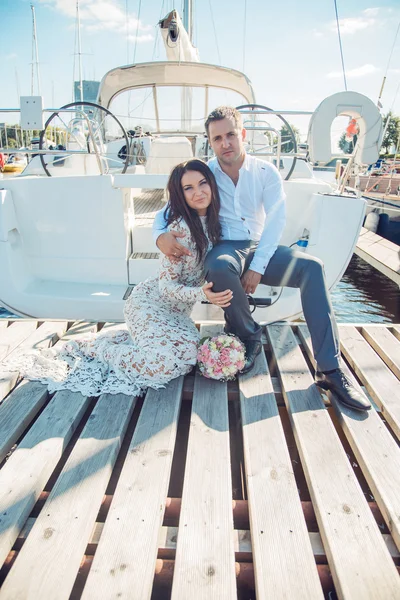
left=204, top=106, right=243, bottom=137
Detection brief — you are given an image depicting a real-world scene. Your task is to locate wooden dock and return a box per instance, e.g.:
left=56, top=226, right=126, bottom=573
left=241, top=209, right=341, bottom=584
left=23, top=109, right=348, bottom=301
left=356, top=227, right=400, bottom=287
left=0, top=319, right=400, bottom=599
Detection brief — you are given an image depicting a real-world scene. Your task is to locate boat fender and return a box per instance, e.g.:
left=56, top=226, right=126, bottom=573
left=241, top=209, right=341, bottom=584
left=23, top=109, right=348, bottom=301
left=377, top=213, right=390, bottom=237
left=364, top=211, right=380, bottom=233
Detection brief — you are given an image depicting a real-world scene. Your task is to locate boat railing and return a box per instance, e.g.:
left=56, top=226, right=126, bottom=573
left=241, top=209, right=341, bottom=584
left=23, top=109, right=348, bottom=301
left=0, top=148, right=89, bottom=155
left=0, top=106, right=312, bottom=165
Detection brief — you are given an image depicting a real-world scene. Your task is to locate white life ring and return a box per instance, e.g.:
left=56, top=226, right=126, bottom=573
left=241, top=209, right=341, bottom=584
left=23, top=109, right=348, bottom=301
left=308, top=91, right=383, bottom=166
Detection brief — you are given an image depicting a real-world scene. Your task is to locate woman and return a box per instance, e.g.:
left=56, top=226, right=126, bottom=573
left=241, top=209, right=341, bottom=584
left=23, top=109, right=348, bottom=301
left=3, top=159, right=232, bottom=396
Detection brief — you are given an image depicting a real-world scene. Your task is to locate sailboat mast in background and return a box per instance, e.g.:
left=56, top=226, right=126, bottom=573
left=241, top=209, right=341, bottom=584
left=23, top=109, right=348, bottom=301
left=75, top=0, right=84, bottom=102
left=183, top=0, right=193, bottom=43
left=30, top=4, right=41, bottom=96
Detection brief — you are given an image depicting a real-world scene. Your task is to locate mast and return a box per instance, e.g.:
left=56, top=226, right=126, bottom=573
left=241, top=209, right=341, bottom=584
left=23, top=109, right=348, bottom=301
left=183, top=0, right=193, bottom=43
left=76, top=0, right=84, bottom=102
left=30, top=4, right=41, bottom=96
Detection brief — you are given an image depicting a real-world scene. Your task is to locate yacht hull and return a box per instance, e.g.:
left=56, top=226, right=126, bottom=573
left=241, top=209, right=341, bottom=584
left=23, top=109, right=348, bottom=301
left=0, top=174, right=365, bottom=323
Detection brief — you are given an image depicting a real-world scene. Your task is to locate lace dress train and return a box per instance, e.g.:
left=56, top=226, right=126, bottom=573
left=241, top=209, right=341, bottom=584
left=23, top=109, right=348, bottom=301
left=1, top=219, right=210, bottom=397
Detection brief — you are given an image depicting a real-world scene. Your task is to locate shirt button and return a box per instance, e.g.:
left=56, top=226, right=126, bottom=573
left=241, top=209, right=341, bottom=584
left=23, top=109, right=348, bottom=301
left=241, top=217, right=245, bottom=221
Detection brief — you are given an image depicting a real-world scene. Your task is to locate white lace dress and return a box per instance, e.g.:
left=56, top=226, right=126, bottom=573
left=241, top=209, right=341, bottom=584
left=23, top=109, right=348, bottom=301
left=2, top=218, right=211, bottom=397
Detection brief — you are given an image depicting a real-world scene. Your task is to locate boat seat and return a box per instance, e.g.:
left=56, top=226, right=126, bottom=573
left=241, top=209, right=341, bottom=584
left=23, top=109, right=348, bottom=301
left=145, top=137, right=193, bottom=174
left=0, top=174, right=132, bottom=287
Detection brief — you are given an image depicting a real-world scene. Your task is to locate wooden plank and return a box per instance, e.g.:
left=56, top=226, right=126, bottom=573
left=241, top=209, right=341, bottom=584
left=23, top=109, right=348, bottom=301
left=0, top=393, right=136, bottom=600
left=392, top=326, right=400, bottom=343
left=267, top=324, right=400, bottom=599
left=354, top=231, right=400, bottom=286
left=10, top=320, right=68, bottom=354
left=0, top=321, right=38, bottom=362
left=0, top=372, right=19, bottom=406
left=298, top=324, right=400, bottom=551
left=0, top=322, right=90, bottom=462
left=339, top=326, right=400, bottom=440
left=0, top=389, right=90, bottom=567
left=0, top=380, right=49, bottom=464
left=17, top=518, right=400, bottom=563
left=0, top=322, right=98, bottom=567
left=160, top=527, right=400, bottom=564
left=171, top=325, right=236, bottom=600
left=0, top=320, right=69, bottom=402
left=238, top=349, right=323, bottom=598
left=0, top=321, right=8, bottom=329
left=361, top=325, right=400, bottom=380
left=81, top=376, right=183, bottom=600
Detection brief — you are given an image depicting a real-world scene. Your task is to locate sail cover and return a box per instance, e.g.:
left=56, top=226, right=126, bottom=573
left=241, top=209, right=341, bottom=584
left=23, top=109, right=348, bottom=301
left=159, top=10, right=199, bottom=63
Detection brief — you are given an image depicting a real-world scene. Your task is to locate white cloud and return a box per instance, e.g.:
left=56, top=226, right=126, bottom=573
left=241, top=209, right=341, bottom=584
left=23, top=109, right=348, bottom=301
left=329, top=8, right=379, bottom=35
left=363, top=7, right=380, bottom=17
left=327, top=64, right=379, bottom=79
left=5, top=53, right=18, bottom=61
left=127, top=34, right=154, bottom=44
left=312, top=29, right=323, bottom=38
left=38, top=0, right=153, bottom=39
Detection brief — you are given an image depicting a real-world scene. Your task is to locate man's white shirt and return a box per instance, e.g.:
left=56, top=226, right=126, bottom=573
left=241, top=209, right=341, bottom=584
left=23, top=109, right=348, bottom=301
left=152, top=153, right=286, bottom=275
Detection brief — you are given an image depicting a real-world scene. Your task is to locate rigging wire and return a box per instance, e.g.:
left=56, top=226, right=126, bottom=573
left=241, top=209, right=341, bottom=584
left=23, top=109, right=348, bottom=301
left=208, top=0, right=221, bottom=65
left=125, top=0, right=129, bottom=64
left=133, top=0, right=142, bottom=64
left=380, top=77, right=400, bottom=149
left=152, top=0, right=166, bottom=60
left=242, top=0, right=247, bottom=72
left=333, top=0, right=347, bottom=91
left=377, top=20, right=400, bottom=107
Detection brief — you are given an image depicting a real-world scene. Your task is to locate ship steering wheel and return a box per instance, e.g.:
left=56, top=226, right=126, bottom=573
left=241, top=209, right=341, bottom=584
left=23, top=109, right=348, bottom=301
left=203, top=104, right=297, bottom=181
left=236, top=104, right=298, bottom=180
left=39, top=101, right=130, bottom=177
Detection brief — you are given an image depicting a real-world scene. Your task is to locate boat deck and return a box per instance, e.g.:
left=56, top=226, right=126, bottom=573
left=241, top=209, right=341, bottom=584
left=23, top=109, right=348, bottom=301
left=133, top=189, right=166, bottom=227
left=0, top=319, right=400, bottom=599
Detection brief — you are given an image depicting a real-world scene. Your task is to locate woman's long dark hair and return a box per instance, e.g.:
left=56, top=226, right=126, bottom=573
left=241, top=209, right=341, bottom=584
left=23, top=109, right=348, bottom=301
left=165, top=159, right=221, bottom=263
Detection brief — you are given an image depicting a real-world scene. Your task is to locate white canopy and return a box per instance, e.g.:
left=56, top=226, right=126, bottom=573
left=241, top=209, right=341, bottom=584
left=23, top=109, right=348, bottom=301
left=97, top=61, right=256, bottom=109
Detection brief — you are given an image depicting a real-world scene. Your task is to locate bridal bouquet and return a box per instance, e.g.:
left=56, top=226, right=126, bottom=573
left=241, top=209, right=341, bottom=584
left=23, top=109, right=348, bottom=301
left=197, top=334, right=246, bottom=381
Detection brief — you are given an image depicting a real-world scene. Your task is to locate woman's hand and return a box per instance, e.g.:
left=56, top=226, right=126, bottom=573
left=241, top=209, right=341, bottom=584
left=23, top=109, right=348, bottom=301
left=156, top=231, right=192, bottom=259
left=202, top=282, right=233, bottom=308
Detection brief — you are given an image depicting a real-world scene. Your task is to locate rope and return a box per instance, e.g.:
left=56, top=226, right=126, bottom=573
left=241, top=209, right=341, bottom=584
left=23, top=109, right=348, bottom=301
left=383, top=21, right=400, bottom=83
left=377, top=21, right=400, bottom=107
left=208, top=0, right=221, bottom=64
left=333, top=0, right=347, bottom=91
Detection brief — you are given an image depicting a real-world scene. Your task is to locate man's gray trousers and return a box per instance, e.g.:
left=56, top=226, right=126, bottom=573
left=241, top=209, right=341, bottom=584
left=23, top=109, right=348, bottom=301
left=204, top=241, right=340, bottom=372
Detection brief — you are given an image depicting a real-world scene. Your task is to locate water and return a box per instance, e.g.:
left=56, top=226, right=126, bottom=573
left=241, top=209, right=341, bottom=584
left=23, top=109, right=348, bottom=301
left=0, top=256, right=399, bottom=324
left=331, top=255, right=400, bottom=323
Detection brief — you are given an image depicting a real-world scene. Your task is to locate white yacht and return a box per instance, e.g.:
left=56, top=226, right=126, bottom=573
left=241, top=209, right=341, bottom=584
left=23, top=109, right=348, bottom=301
left=0, top=8, right=383, bottom=323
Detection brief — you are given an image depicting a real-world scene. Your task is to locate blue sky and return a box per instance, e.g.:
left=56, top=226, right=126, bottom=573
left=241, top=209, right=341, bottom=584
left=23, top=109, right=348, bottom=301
left=1, top=0, right=399, bottom=140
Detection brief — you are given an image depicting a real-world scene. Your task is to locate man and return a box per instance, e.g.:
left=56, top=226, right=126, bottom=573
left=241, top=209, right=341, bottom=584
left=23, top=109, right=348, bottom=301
left=153, top=106, right=370, bottom=412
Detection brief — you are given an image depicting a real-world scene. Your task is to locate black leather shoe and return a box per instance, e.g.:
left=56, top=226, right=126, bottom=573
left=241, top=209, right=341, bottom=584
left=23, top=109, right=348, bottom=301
left=315, top=369, right=371, bottom=411
left=241, top=340, right=262, bottom=374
